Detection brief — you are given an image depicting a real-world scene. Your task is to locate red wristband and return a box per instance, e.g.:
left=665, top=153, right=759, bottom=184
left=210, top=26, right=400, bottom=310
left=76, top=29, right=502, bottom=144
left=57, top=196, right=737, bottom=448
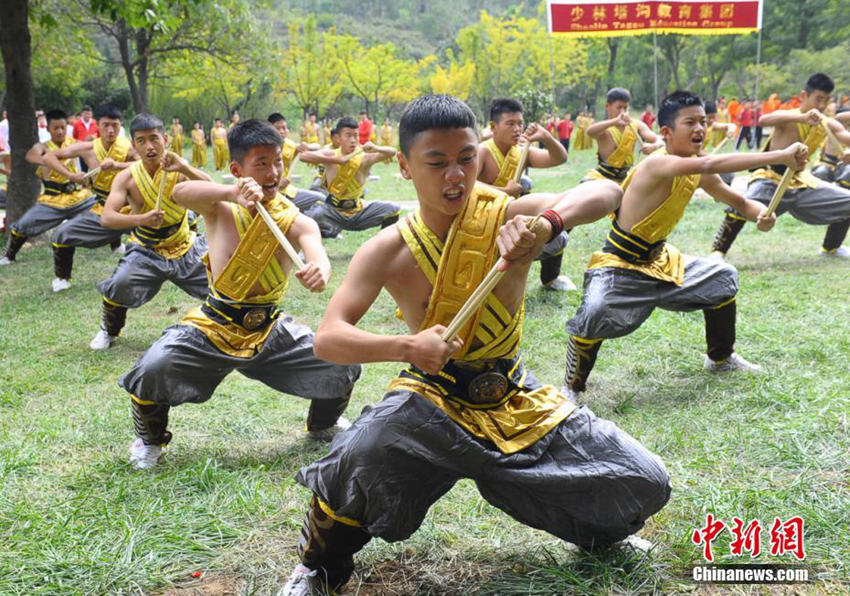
left=541, top=209, right=564, bottom=241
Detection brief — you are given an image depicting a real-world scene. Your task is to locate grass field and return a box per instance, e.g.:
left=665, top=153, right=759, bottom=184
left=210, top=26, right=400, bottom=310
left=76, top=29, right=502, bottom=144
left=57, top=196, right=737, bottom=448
left=0, top=147, right=848, bottom=595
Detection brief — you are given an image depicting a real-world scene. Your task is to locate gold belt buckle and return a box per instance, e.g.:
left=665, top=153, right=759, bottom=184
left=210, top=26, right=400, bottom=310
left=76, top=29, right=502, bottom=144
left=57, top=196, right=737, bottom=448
left=468, top=372, right=509, bottom=405
left=242, top=308, right=267, bottom=331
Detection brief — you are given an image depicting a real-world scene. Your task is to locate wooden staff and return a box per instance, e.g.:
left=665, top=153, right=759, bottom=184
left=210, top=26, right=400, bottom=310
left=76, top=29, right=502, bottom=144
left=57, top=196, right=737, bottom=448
left=155, top=166, right=167, bottom=212
left=83, top=166, right=101, bottom=180
left=819, top=116, right=846, bottom=152
left=513, top=143, right=530, bottom=183
left=710, top=136, right=730, bottom=154
left=764, top=167, right=795, bottom=217
left=237, top=178, right=306, bottom=270
left=442, top=216, right=541, bottom=342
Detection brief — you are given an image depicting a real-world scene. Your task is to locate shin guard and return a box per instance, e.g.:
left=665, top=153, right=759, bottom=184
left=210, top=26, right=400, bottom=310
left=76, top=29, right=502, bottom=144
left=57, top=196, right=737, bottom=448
left=52, top=245, right=75, bottom=280
left=5, top=230, right=28, bottom=260
left=540, top=253, right=564, bottom=285
left=102, top=298, right=128, bottom=337
left=712, top=213, right=747, bottom=255
left=306, top=396, right=350, bottom=431
left=822, top=219, right=850, bottom=252
left=704, top=299, right=736, bottom=362
left=131, top=397, right=171, bottom=446
left=564, top=336, right=603, bottom=393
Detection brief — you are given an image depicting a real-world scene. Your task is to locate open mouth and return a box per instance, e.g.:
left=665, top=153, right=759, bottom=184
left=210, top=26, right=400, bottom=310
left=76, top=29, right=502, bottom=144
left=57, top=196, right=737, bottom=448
left=443, top=187, right=464, bottom=201
left=262, top=183, right=279, bottom=195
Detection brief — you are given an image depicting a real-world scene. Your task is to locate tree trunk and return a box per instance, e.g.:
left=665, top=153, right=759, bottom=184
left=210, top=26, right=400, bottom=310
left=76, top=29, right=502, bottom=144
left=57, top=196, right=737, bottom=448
left=117, top=20, right=144, bottom=114
left=135, top=28, right=151, bottom=113
left=606, top=39, right=619, bottom=91
left=0, top=0, right=41, bottom=227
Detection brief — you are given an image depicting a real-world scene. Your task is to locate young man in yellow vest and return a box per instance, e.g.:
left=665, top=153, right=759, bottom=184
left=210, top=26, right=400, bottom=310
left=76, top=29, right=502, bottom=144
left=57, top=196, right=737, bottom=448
left=563, top=91, right=806, bottom=398
left=211, top=119, right=230, bottom=171
left=267, top=112, right=325, bottom=219
left=299, top=116, right=400, bottom=238
left=282, top=95, right=670, bottom=596
left=170, top=117, right=184, bottom=156
left=89, top=113, right=212, bottom=350
left=712, top=74, right=850, bottom=259
left=583, top=88, right=664, bottom=185
left=121, top=119, right=361, bottom=469
left=35, top=103, right=138, bottom=291
left=477, top=98, right=574, bottom=291
left=190, top=122, right=207, bottom=168
left=1, top=110, right=95, bottom=286
left=301, top=113, right=320, bottom=144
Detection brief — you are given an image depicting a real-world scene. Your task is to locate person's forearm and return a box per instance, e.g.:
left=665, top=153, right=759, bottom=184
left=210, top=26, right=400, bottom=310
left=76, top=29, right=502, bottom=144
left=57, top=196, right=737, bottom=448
left=585, top=117, right=620, bottom=137
left=697, top=149, right=794, bottom=175
left=299, top=151, right=342, bottom=165
left=172, top=180, right=235, bottom=210
left=550, top=180, right=621, bottom=228
left=101, top=209, right=146, bottom=229
left=540, top=133, right=567, bottom=164
left=41, top=153, right=75, bottom=178
left=758, top=110, right=802, bottom=127
left=180, top=162, right=213, bottom=182
left=314, top=320, right=414, bottom=365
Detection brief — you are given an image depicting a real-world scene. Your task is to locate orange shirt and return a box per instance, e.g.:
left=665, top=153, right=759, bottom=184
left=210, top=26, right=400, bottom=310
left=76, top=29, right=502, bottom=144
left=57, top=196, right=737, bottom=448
left=727, top=100, right=741, bottom=123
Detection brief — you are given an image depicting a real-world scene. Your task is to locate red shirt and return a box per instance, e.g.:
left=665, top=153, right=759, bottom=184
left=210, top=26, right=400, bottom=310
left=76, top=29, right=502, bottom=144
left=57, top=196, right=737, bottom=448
left=556, top=119, right=574, bottom=139
left=640, top=111, right=656, bottom=129
left=73, top=118, right=98, bottom=141
left=358, top=118, right=373, bottom=145
left=739, top=109, right=755, bottom=127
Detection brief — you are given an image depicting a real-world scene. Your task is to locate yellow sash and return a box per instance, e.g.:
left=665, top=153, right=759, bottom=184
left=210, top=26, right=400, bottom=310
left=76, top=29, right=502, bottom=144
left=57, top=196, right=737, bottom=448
left=483, top=138, right=521, bottom=187
left=127, top=161, right=192, bottom=258
left=182, top=194, right=299, bottom=357
left=588, top=159, right=701, bottom=285
left=281, top=138, right=298, bottom=199
left=324, top=148, right=365, bottom=207
left=750, top=109, right=825, bottom=189
left=37, top=138, right=91, bottom=209
left=389, top=183, right=575, bottom=453
left=90, top=136, right=131, bottom=214
left=603, top=125, right=638, bottom=168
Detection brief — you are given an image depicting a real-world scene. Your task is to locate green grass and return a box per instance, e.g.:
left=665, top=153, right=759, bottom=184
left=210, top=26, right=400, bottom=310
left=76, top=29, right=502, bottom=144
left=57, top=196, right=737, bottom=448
left=0, top=149, right=847, bottom=594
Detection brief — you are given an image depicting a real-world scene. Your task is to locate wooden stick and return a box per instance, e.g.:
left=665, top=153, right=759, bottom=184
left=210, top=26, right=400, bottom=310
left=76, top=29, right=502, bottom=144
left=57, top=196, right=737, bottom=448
left=513, top=143, right=530, bottom=183
left=83, top=166, right=101, bottom=180
left=155, top=166, right=167, bottom=212
left=441, top=216, right=541, bottom=342
left=710, top=136, right=730, bottom=154
left=764, top=167, right=795, bottom=217
left=820, top=117, right=846, bottom=151
left=254, top=198, right=307, bottom=271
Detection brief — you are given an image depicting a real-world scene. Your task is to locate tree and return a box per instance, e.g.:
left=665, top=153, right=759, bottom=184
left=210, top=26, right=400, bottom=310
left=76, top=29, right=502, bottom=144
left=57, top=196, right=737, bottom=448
left=0, top=0, right=41, bottom=227
left=336, top=40, right=422, bottom=116
left=430, top=51, right=476, bottom=100
left=278, top=17, right=345, bottom=116
left=71, top=0, right=256, bottom=113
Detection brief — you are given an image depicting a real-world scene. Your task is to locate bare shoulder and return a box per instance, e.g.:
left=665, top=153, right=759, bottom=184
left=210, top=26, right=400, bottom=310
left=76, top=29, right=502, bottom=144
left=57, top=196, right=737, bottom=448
left=349, top=223, right=408, bottom=282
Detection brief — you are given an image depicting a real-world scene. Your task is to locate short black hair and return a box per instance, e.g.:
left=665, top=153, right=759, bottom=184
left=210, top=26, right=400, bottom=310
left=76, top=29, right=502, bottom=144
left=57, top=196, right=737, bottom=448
left=658, top=91, right=704, bottom=128
left=704, top=101, right=718, bottom=115
left=130, top=113, right=165, bottom=136
left=268, top=112, right=286, bottom=124
left=45, top=109, right=67, bottom=125
left=607, top=87, right=631, bottom=104
left=81, top=105, right=93, bottom=112
left=228, top=119, right=282, bottom=163
left=805, top=73, right=834, bottom=94
left=94, top=102, right=122, bottom=121
left=399, top=94, right=477, bottom=157
left=489, top=98, right=523, bottom=123
left=335, top=116, right=358, bottom=132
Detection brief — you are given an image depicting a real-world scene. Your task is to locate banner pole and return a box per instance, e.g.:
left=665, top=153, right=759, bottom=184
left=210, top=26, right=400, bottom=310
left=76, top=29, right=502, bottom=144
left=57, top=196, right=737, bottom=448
left=754, top=27, right=762, bottom=103
left=653, top=32, right=659, bottom=109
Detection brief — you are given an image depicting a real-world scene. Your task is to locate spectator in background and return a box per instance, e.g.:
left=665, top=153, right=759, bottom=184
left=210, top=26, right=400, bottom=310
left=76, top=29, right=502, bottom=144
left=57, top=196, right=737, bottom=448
left=73, top=105, right=98, bottom=142
left=736, top=101, right=755, bottom=150
left=556, top=111, right=573, bottom=152
left=358, top=110, right=373, bottom=145
left=0, top=110, right=8, bottom=151
left=36, top=111, right=51, bottom=143
left=640, top=103, right=656, bottom=130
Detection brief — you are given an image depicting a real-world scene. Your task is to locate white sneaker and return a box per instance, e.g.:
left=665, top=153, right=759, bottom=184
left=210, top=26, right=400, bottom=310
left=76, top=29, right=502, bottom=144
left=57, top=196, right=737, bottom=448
left=819, top=245, right=850, bottom=259
left=129, top=438, right=163, bottom=469
left=280, top=563, right=322, bottom=596
left=307, top=416, right=352, bottom=442
left=707, top=250, right=726, bottom=262
left=0, top=256, right=12, bottom=265
left=89, top=329, right=117, bottom=350
left=52, top=277, right=72, bottom=292
left=112, top=243, right=126, bottom=255
left=560, top=385, right=580, bottom=402
left=543, top=274, right=578, bottom=292
left=615, top=534, right=655, bottom=553
left=704, top=352, right=762, bottom=373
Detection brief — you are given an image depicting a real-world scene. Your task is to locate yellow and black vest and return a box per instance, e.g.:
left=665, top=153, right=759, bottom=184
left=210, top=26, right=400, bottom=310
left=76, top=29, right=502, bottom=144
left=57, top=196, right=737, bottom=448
left=280, top=138, right=299, bottom=199
left=585, top=124, right=638, bottom=183
left=37, top=137, right=91, bottom=209
left=388, top=183, right=575, bottom=453
left=751, top=109, right=826, bottom=189
left=182, top=194, right=299, bottom=358
left=483, top=138, right=522, bottom=188
left=323, top=148, right=365, bottom=212
left=90, top=136, right=132, bottom=214
left=128, top=161, right=193, bottom=259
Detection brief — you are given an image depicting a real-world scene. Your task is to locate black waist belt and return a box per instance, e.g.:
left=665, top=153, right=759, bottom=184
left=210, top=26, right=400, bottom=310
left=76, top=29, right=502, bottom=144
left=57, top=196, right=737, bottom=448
left=326, top=194, right=360, bottom=210
left=765, top=163, right=788, bottom=175
left=820, top=153, right=839, bottom=167
left=93, top=187, right=109, bottom=204
left=43, top=180, right=77, bottom=195
left=201, top=294, right=279, bottom=332
left=595, top=160, right=630, bottom=182
left=603, top=220, right=666, bottom=264
left=403, top=356, right=525, bottom=409
left=133, top=220, right=183, bottom=247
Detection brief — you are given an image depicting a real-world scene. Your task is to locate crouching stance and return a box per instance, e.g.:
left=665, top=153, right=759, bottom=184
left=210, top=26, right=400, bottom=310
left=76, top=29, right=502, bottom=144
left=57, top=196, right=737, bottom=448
left=283, top=95, right=670, bottom=595
left=564, top=91, right=806, bottom=396
left=91, top=114, right=212, bottom=349
left=121, top=120, right=360, bottom=469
